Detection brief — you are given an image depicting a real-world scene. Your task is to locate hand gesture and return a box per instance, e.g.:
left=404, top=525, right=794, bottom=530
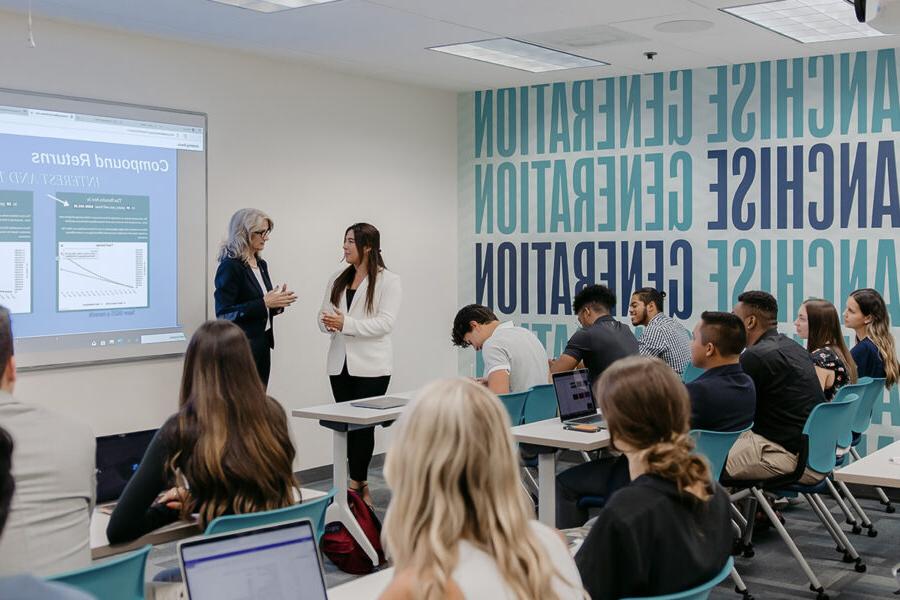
left=321, top=309, right=345, bottom=332
left=265, top=284, right=297, bottom=309
left=156, top=486, right=189, bottom=512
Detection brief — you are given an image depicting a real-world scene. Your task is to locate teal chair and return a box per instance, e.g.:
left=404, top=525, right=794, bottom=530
left=522, top=384, right=557, bottom=424
left=48, top=544, right=150, bottom=600
left=847, top=377, right=893, bottom=514
left=622, top=557, right=733, bottom=600
left=498, top=391, right=528, bottom=426
left=205, top=488, right=336, bottom=540
left=690, top=425, right=752, bottom=480
left=681, top=362, right=704, bottom=383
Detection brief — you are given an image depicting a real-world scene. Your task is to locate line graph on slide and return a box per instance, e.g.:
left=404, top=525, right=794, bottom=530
left=57, top=242, right=148, bottom=311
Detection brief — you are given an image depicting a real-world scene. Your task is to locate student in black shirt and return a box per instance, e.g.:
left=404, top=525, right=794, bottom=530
left=686, top=311, right=755, bottom=433
left=725, top=291, right=824, bottom=485
left=574, top=357, right=732, bottom=600
left=550, top=284, right=638, bottom=385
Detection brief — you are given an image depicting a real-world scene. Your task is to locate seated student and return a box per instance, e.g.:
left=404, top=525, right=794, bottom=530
left=107, top=320, right=297, bottom=543
left=574, top=357, right=732, bottom=600
left=550, top=284, right=638, bottom=385
left=451, top=304, right=549, bottom=394
left=795, top=299, right=857, bottom=401
left=0, top=306, right=96, bottom=577
left=629, top=288, right=691, bottom=374
left=686, top=311, right=755, bottom=432
left=0, top=427, right=94, bottom=599
left=379, top=378, right=586, bottom=600
left=725, top=291, right=825, bottom=485
left=844, top=288, right=899, bottom=389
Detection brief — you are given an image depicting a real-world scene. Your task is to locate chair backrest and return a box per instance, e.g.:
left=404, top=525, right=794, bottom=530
left=802, top=394, right=860, bottom=474
left=204, top=488, right=336, bottom=540
left=498, top=391, right=528, bottom=426
left=682, top=363, right=704, bottom=383
left=832, top=379, right=871, bottom=447
left=522, top=384, right=558, bottom=424
left=622, top=556, right=734, bottom=600
left=690, top=426, right=752, bottom=480
left=48, top=544, right=150, bottom=600
left=850, top=377, right=886, bottom=435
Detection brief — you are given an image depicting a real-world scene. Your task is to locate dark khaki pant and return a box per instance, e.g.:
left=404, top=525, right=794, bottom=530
left=725, top=431, right=824, bottom=485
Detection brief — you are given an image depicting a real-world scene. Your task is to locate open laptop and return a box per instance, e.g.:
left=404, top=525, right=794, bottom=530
left=553, top=368, right=604, bottom=426
left=350, top=395, right=410, bottom=410
left=178, top=518, right=327, bottom=600
left=95, top=428, right=158, bottom=505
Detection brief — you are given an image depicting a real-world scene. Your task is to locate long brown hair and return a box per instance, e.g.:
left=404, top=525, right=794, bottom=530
left=167, top=320, right=297, bottom=527
left=597, top=356, right=712, bottom=500
left=804, top=299, right=858, bottom=384
left=329, top=223, right=385, bottom=314
left=851, top=288, right=900, bottom=388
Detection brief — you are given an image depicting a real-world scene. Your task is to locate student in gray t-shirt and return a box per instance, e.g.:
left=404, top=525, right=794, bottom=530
left=452, top=304, right=550, bottom=394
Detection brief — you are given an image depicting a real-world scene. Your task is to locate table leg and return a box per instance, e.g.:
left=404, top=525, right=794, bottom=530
left=537, top=451, right=556, bottom=526
left=327, top=429, right=379, bottom=566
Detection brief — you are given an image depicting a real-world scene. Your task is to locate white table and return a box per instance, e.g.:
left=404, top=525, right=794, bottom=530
left=328, top=567, right=394, bottom=600
left=90, top=487, right=327, bottom=560
left=292, top=392, right=415, bottom=566
left=835, top=440, right=900, bottom=488
left=511, top=417, right=610, bottom=526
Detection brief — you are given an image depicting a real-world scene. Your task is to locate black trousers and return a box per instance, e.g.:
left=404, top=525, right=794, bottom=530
left=248, top=333, right=272, bottom=387
left=555, top=454, right=631, bottom=528
left=329, top=363, right=391, bottom=482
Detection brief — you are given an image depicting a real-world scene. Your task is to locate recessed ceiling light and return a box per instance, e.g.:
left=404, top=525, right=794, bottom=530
left=208, top=0, right=338, bottom=13
left=428, top=38, right=608, bottom=73
left=654, top=19, right=715, bottom=33
left=722, top=0, right=887, bottom=43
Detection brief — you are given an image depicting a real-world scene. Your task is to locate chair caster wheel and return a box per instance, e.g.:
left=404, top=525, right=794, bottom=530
left=810, top=587, right=829, bottom=600
left=851, top=524, right=862, bottom=534
left=842, top=552, right=854, bottom=563
left=884, top=503, right=895, bottom=514
left=742, top=547, right=755, bottom=558
left=854, top=559, right=866, bottom=573
left=867, top=528, right=878, bottom=538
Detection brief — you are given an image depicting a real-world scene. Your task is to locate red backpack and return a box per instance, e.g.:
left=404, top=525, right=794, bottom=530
left=320, top=490, right=387, bottom=574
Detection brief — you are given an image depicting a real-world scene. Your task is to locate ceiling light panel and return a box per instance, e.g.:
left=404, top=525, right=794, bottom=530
left=429, top=38, right=607, bottom=73
left=208, top=0, right=338, bottom=13
left=722, top=0, right=887, bottom=43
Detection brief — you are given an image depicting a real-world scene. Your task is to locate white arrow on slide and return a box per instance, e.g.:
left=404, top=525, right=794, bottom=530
left=47, top=194, right=69, bottom=207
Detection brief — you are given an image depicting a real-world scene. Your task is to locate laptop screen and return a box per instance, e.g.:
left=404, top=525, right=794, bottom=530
left=180, top=520, right=327, bottom=600
left=553, top=368, right=597, bottom=420
left=95, top=428, right=158, bottom=504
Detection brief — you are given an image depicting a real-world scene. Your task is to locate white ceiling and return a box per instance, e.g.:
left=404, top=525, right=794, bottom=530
left=0, top=0, right=896, bottom=91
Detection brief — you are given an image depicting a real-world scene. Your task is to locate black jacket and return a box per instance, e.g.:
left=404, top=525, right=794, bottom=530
left=214, top=257, right=282, bottom=346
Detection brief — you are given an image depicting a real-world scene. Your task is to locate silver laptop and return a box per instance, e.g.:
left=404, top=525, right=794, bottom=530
left=351, top=395, right=409, bottom=410
left=553, top=368, right=604, bottom=426
left=178, top=518, right=327, bottom=600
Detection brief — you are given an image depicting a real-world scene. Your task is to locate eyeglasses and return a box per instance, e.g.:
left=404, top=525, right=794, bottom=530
left=251, top=229, right=271, bottom=239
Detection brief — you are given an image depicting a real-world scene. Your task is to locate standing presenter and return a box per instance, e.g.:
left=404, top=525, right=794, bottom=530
left=319, top=223, right=401, bottom=507
left=215, top=208, right=296, bottom=387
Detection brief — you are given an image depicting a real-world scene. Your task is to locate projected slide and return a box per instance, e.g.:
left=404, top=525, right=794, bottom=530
left=56, top=193, right=149, bottom=312
left=0, top=192, right=32, bottom=314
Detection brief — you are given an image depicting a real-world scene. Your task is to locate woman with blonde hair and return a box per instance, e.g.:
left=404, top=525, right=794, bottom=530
left=215, top=208, right=296, bottom=386
left=844, top=288, right=900, bottom=389
left=575, top=356, right=732, bottom=600
left=107, top=320, right=298, bottom=543
left=379, top=378, right=586, bottom=600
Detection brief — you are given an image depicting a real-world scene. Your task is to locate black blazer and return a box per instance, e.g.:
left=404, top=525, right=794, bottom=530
left=686, top=363, right=756, bottom=433
left=214, top=257, right=282, bottom=346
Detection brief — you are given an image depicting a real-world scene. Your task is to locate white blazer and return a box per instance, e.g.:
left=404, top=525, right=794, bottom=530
left=319, top=268, right=402, bottom=377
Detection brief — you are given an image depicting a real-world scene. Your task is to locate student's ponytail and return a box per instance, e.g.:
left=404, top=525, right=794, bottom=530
left=644, top=432, right=711, bottom=501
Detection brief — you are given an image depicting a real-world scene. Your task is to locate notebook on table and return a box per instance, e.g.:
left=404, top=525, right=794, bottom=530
left=350, top=395, right=410, bottom=410
left=178, top=518, right=327, bottom=600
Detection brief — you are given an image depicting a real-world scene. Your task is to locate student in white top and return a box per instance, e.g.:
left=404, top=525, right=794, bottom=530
left=319, top=223, right=401, bottom=508
left=452, top=304, right=549, bottom=394
left=379, top=378, right=587, bottom=600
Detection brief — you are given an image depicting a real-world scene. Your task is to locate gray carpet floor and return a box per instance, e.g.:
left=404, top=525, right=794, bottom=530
left=145, top=463, right=900, bottom=599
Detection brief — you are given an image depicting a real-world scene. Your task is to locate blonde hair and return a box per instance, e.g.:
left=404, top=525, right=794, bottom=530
left=217, top=208, right=273, bottom=263
left=851, top=288, right=900, bottom=388
left=382, top=379, right=585, bottom=600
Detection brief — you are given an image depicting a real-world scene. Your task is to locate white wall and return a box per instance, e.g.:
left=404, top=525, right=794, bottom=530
left=0, top=11, right=459, bottom=470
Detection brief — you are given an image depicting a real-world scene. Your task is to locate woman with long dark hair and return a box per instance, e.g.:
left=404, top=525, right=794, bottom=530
left=319, top=223, right=401, bottom=507
left=107, top=320, right=297, bottom=543
left=844, top=288, right=900, bottom=389
left=795, top=299, right=858, bottom=400
left=574, top=356, right=732, bottom=600
left=214, top=208, right=297, bottom=386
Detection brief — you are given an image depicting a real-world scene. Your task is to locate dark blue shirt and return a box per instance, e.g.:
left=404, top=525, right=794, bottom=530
left=851, top=337, right=886, bottom=380
left=563, top=315, right=639, bottom=385
left=686, top=363, right=756, bottom=432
